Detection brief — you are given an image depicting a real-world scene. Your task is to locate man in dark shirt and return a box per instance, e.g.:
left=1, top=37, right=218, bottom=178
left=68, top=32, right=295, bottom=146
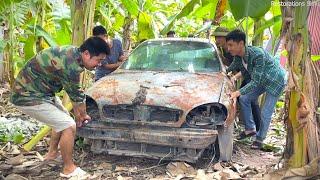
left=93, top=25, right=127, bottom=81
left=167, top=30, right=176, bottom=37
left=212, top=27, right=233, bottom=66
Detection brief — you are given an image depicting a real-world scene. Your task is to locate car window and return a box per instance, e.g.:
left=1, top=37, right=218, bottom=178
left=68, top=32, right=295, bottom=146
left=121, top=41, right=221, bottom=73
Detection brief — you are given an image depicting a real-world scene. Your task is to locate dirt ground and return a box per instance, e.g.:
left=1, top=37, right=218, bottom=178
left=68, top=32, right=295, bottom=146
left=0, top=83, right=285, bottom=180
left=0, top=141, right=283, bottom=180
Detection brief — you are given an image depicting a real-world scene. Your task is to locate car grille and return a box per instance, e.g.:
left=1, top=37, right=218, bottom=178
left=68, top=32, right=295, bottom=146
left=103, top=104, right=182, bottom=122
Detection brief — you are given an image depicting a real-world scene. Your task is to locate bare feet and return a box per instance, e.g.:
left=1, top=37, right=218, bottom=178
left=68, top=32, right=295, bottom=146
left=44, top=151, right=60, bottom=161
left=62, top=164, right=77, bottom=175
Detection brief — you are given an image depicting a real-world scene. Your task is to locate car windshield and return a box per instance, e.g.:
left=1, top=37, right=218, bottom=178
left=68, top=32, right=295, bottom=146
left=121, top=40, right=221, bottom=73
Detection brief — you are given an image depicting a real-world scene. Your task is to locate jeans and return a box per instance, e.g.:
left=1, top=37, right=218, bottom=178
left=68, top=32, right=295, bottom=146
left=240, top=80, right=261, bottom=131
left=239, top=86, right=280, bottom=142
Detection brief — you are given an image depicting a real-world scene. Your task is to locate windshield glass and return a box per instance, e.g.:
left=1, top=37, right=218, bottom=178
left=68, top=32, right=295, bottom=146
left=121, top=40, right=221, bottom=73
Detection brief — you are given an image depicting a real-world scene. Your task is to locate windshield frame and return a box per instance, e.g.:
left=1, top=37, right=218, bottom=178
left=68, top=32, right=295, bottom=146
left=120, top=39, right=223, bottom=73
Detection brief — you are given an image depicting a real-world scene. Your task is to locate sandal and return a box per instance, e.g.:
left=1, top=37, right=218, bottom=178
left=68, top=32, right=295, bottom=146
left=251, top=141, right=263, bottom=150
left=237, top=131, right=256, bottom=140
left=60, top=167, right=89, bottom=179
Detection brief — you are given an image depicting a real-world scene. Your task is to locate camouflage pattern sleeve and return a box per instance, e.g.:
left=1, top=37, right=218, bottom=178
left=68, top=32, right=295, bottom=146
left=60, top=51, right=86, bottom=103
left=10, top=46, right=85, bottom=106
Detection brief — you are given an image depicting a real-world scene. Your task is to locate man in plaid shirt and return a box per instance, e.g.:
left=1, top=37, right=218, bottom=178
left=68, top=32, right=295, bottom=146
left=227, top=30, right=286, bottom=149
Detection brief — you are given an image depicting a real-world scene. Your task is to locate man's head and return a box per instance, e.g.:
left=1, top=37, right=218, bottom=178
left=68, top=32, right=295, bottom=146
left=93, top=25, right=108, bottom=40
left=212, top=27, right=229, bottom=49
left=80, top=36, right=110, bottom=70
left=226, top=29, right=246, bottom=56
left=167, top=30, right=175, bottom=37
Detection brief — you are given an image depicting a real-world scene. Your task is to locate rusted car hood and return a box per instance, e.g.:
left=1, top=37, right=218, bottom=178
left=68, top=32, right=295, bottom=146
left=86, top=70, right=227, bottom=111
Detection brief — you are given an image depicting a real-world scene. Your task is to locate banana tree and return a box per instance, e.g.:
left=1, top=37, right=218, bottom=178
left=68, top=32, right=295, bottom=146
left=60, top=0, right=97, bottom=109
left=281, top=0, right=320, bottom=173
left=0, top=0, right=28, bottom=87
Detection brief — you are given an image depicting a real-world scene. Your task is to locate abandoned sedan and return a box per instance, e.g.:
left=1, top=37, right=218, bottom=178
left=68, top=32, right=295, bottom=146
left=78, top=38, right=236, bottom=163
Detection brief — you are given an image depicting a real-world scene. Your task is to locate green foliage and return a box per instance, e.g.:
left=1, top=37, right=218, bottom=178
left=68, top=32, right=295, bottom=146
left=228, top=0, right=271, bottom=20
left=262, top=143, right=283, bottom=153
left=161, top=0, right=201, bottom=35
left=253, top=15, right=281, bottom=39
left=276, top=101, right=285, bottom=108
left=75, top=137, right=85, bottom=149
left=120, top=0, right=139, bottom=17
left=0, top=124, right=25, bottom=144
left=137, top=12, right=155, bottom=40
left=23, top=35, right=37, bottom=61
left=0, top=39, right=6, bottom=54
left=0, top=0, right=24, bottom=21
left=31, top=25, right=58, bottom=47
left=55, top=18, right=72, bottom=45
left=192, top=0, right=218, bottom=19
left=311, top=55, right=320, bottom=62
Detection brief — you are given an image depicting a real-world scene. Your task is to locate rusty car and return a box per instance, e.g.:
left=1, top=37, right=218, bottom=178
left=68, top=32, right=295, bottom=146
left=77, top=38, right=236, bottom=163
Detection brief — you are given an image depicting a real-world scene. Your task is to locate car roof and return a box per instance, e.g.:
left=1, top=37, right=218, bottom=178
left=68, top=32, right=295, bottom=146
left=145, top=38, right=212, bottom=44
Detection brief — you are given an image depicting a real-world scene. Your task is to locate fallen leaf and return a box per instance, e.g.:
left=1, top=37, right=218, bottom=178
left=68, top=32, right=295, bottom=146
left=98, top=162, right=115, bottom=171
left=9, top=145, right=20, bottom=155
left=117, top=175, right=132, bottom=180
left=220, top=169, right=241, bottom=180
left=0, top=163, right=13, bottom=171
left=35, top=152, right=44, bottom=161
left=166, top=162, right=196, bottom=177
left=115, top=166, right=128, bottom=172
left=195, top=169, right=209, bottom=180
left=174, top=174, right=185, bottom=180
left=149, top=175, right=169, bottom=180
left=21, top=160, right=37, bottom=167
left=213, top=162, right=224, bottom=171
left=231, top=163, right=243, bottom=173
left=6, top=154, right=25, bottom=166
left=4, top=173, right=28, bottom=180
left=128, top=166, right=138, bottom=173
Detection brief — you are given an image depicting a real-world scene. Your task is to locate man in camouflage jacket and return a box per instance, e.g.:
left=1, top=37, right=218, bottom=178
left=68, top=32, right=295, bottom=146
left=10, top=36, right=109, bottom=178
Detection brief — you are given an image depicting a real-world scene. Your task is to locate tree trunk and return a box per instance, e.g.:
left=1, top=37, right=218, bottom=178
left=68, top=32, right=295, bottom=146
left=0, top=26, right=4, bottom=83
left=252, top=19, right=264, bottom=46
left=63, top=0, right=96, bottom=109
left=71, top=0, right=96, bottom=46
left=281, top=0, right=320, bottom=171
left=122, top=15, right=133, bottom=51
left=7, top=2, right=15, bottom=88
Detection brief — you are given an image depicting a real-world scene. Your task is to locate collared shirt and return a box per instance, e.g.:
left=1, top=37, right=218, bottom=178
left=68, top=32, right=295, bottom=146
left=10, top=46, right=86, bottom=106
left=226, top=57, right=251, bottom=83
left=227, top=46, right=286, bottom=97
left=95, top=39, right=123, bottom=80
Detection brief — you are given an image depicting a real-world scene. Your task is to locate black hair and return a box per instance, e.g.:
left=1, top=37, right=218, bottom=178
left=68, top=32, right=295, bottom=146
left=92, top=25, right=107, bottom=36
left=226, top=29, right=246, bottom=44
left=167, top=30, right=175, bottom=36
left=80, top=36, right=110, bottom=56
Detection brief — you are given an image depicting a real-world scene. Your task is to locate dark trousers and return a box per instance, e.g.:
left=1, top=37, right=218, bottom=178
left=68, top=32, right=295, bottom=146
left=240, top=79, right=261, bottom=131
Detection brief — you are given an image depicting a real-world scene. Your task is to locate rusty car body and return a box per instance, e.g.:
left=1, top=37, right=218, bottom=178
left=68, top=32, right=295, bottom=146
left=78, top=38, right=236, bottom=163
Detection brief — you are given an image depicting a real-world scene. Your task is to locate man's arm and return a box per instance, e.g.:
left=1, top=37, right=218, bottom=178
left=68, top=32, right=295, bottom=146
left=101, top=40, right=127, bottom=70
left=61, top=68, right=90, bottom=127
left=226, top=56, right=240, bottom=74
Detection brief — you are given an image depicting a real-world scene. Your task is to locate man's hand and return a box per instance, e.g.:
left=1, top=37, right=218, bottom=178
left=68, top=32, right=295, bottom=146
left=229, top=90, right=241, bottom=101
left=73, top=102, right=91, bottom=127
left=76, top=114, right=91, bottom=127
left=119, top=54, right=128, bottom=62
left=230, top=75, right=237, bottom=85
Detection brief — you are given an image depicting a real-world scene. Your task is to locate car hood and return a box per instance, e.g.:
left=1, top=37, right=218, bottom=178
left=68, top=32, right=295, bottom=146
left=86, top=70, right=226, bottom=111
